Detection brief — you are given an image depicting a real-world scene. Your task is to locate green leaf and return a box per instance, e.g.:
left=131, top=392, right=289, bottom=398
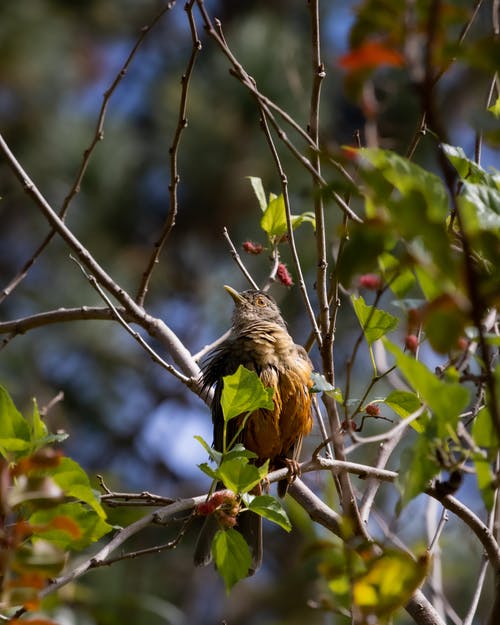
left=353, top=549, right=429, bottom=618
left=358, top=148, right=448, bottom=220
left=212, top=528, right=253, bottom=592
left=459, top=182, right=500, bottom=233
left=194, top=435, right=222, bottom=464
left=46, top=458, right=107, bottom=519
left=220, top=365, right=274, bottom=422
left=0, top=385, right=31, bottom=458
left=30, top=502, right=112, bottom=550
left=261, top=194, right=288, bottom=236
left=246, top=494, right=291, bottom=531
left=488, top=96, right=500, bottom=119
left=472, top=405, right=498, bottom=451
left=397, top=418, right=440, bottom=509
left=352, top=295, right=399, bottom=344
left=441, top=144, right=495, bottom=186
left=310, top=372, right=343, bottom=402
left=378, top=252, right=416, bottom=297
left=384, top=390, right=423, bottom=432
left=30, top=399, right=48, bottom=441
left=198, top=462, right=219, bottom=480
left=384, top=339, right=469, bottom=437
left=247, top=176, right=267, bottom=212
left=260, top=194, right=315, bottom=238
left=218, top=457, right=269, bottom=494
left=223, top=443, right=258, bottom=462
left=472, top=452, right=494, bottom=511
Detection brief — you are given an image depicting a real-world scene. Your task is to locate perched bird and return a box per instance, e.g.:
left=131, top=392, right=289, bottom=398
left=194, top=285, right=313, bottom=573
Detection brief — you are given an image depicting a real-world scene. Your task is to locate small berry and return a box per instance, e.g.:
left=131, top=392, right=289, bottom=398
left=359, top=274, right=382, bottom=290
left=365, top=403, right=381, bottom=416
left=457, top=336, right=469, bottom=351
left=405, top=334, right=418, bottom=353
left=276, top=263, right=293, bottom=287
left=242, top=241, right=263, bottom=255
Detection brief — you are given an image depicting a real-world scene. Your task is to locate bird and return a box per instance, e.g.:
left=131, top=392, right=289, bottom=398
left=194, top=285, right=313, bottom=573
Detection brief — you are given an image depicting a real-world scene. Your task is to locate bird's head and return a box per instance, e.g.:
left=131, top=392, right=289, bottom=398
left=224, top=285, right=286, bottom=331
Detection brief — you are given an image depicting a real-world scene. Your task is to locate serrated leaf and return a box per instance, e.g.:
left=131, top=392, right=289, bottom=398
left=212, top=528, right=252, bottom=592
left=247, top=495, right=291, bottom=531
left=488, top=96, right=500, bottom=119
left=220, top=365, right=274, bottom=422
left=472, top=452, right=494, bottom=511
left=0, top=385, right=31, bottom=458
left=260, top=194, right=315, bottom=237
left=198, top=462, right=219, bottom=480
left=247, top=176, right=267, bottom=212
left=223, top=444, right=258, bottom=462
left=384, top=390, right=423, bottom=432
left=472, top=406, right=498, bottom=451
left=397, top=421, right=440, bottom=508
left=441, top=143, right=498, bottom=186
left=353, top=549, right=429, bottom=618
left=45, top=458, right=107, bottom=519
left=30, top=399, right=48, bottom=441
left=378, top=252, right=416, bottom=297
left=194, top=435, right=222, bottom=464
left=459, top=182, right=500, bottom=233
left=261, top=194, right=288, bottom=236
left=384, top=339, right=469, bottom=436
left=218, top=457, right=268, bottom=494
left=352, top=295, right=399, bottom=344
left=30, top=502, right=112, bottom=550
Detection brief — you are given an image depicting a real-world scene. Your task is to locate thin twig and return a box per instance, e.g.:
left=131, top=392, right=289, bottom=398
left=0, top=2, right=175, bottom=306
left=194, top=0, right=362, bottom=224
left=0, top=131, right=201, bottom=382
left=222, top=227, right=259, bottom=289
left=136, top=0, right=201, bottom=305
left=258, top=111, right=322, bottom=346
left=71, top=256, right=191, bottom=384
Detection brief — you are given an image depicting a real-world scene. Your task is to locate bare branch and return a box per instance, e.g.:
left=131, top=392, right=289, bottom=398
left=222, top=227, right=259, bottom=289
left=0, top=2, right=175, bottom=306
left=0, top=132, right=200, bottom=383
left=136, top=0, right=201, bottom=305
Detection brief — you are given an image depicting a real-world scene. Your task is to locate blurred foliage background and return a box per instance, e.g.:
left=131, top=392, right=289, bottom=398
left=0, top=1, right=498, bottom=623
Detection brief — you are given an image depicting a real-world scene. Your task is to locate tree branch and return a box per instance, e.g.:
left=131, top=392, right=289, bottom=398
left=136, top=0, right=201, bottom=305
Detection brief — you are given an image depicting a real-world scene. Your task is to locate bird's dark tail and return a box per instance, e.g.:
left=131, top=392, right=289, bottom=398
left=194, top=511, right=262, bottom=575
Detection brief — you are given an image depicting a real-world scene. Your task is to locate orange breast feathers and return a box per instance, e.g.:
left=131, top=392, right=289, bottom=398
left=239, top=350, right=313, bottom=465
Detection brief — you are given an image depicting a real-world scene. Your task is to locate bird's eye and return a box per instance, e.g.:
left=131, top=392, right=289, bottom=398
left=255, top=295, right=267, bottom=307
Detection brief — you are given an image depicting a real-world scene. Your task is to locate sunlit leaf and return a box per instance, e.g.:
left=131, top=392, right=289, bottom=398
left=212, top=528, right=252, bottom=592
left=44, top=458, right=107, bottom=519
left=384, top=339, right=469, bottom=435
left=353, top=549, right=429, bottom=618
left=488, top=96, right=500, bottom=119
left=246, top=494, right=292, bottom=531
left=247, top=176, right=267, bottom=212
left=397, top=423, right=440, bottom=509
left=0, top=385, right=31, bottom=458
left=384, top=390, right=423, bottom=432
left=30, top=503, right=112, bottom=550
left=352, top=295, right=399, bottom=344
left=220, top=365, right=274, bottom=422
left=472, top=452, right=494, bottom=511
left=472, top=405, right=498, bottom=451
left=194, top=435, right=222, bottom=464
left=218, top=457, right=268, bottom=494
left=459, top=182, right=500, bottom=233
left=260, top=194, right=315, bottom=237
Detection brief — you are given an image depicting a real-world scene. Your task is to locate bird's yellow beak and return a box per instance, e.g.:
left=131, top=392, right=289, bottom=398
left=224, top=284, right=245, bottom=304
